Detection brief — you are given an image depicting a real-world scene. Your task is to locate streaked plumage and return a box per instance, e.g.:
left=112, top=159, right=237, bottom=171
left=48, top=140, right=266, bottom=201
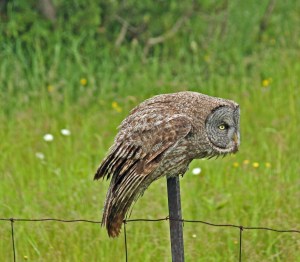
left=94, top=91, right=240, bottom=237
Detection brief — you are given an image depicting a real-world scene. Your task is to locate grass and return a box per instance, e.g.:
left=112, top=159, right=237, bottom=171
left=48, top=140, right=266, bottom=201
left=1, top=1, right=300, bottom=261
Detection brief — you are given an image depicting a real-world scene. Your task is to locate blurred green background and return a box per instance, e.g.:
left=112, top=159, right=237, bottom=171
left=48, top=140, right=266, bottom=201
left=0, top=0, right=299, bottom=261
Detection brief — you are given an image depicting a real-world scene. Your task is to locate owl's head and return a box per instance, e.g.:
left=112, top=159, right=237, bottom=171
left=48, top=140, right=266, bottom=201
left=205, top=105, right=240, bottom=156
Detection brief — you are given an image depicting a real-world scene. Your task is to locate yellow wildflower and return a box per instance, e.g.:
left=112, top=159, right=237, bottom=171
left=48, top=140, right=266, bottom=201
left=262, top=78, right=272, bottom=88
left=243, top=159, right=250, bottom=165
left=112, top=101, right=119, bottom=109
left=262, top=79, right=270, bottom=87
left=265, top=162, right=271, bottom=168
left=252, top=162, right=259, bottom=168
left=112, top=101, right=122, bottom=113
left=47, top=85, right=54, bottom=93
left=80, top=78, right=87, bottom=86
left=233, top=162, right=239, bottom=168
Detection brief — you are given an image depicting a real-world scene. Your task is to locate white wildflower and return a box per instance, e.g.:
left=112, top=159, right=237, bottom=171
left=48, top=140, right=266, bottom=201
left=192, top=234, right=197, bottom=238
left=35, top=152, right=45, bottom=160
left=61, top=129, right=71, bottom=136
left=192, top=167, right=201, bottom=175
left=43, top=134, right=54, bottom=142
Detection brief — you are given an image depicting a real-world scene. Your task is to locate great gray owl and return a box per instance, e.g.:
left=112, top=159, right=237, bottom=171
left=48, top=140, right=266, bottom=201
left=94, top=91, right=240, bottom=237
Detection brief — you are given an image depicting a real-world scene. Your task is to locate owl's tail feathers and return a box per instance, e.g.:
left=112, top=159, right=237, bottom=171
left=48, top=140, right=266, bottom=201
left=102, top=171, right=148, bottom=237
left=94, top=143, right=150, bottom=237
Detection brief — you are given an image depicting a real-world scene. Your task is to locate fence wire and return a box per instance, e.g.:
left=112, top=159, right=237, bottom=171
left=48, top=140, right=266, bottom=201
left=1, top=217, right=299, bottom=262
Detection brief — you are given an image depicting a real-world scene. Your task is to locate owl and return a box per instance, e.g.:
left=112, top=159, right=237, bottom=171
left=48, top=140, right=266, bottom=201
left=94, top=91, right=240, bottom=237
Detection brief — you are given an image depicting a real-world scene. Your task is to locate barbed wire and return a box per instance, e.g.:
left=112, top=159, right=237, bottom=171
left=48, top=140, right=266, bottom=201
left=1, top=217, right=299, bottom=262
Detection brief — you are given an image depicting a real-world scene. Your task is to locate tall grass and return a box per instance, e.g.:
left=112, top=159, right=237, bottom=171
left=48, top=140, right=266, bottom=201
left=1, top=1, right=300, bottom=261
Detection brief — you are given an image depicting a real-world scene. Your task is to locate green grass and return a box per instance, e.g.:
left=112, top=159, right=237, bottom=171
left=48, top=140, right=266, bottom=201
left=1, top=1, right=300, bottom=261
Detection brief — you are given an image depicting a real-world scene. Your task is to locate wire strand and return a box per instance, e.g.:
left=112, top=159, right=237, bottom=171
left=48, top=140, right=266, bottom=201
left=1, top=217, right=299, bottom=233
left=1, top=216, right=299, bottom=262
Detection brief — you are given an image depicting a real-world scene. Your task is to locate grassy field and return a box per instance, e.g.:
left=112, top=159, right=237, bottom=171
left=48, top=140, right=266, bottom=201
left=1, top=1, right=300, bottom=261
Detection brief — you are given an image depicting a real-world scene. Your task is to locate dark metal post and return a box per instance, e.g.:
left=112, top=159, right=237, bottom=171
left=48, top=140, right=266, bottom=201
left=167, top=176, right=185, bottom=262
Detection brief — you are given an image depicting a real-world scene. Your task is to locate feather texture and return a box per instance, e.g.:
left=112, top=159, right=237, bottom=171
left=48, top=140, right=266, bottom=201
left=94, top=91, right=240, bottom=237
left=94, top=115, right=192, bottom=237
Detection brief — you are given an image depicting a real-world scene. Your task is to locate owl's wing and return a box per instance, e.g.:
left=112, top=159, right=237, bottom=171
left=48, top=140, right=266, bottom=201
left=94, top=114, right=192, bottom=237
left=95, top=114, right=192, bottom=179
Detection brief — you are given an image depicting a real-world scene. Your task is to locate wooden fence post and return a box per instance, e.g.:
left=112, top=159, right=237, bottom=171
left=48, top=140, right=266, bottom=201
left=167, top=176, right=185, bottom=262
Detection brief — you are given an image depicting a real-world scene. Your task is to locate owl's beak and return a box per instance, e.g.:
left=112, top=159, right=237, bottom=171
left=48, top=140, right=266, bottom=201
left=233, top=133, right=239, bottom=144
left=232, top=133, right=239, bottom=153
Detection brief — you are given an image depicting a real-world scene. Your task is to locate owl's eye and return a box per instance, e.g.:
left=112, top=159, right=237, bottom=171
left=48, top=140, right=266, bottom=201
left=218, top=124, right=227, bottom=130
